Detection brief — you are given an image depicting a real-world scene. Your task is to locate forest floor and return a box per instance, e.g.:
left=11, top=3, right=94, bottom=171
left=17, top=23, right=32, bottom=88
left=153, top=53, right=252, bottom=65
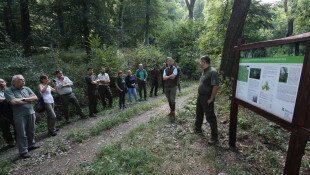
left=0, top=84, right=309, bottom=175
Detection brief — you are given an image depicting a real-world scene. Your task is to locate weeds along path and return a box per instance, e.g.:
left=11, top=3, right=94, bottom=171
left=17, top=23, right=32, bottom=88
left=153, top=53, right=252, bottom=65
left=9, top=86, right=197, bottom=175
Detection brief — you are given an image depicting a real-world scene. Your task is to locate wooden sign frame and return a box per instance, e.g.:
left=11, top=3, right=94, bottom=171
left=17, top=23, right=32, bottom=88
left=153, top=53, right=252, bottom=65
left=229, top=32, right=310, bottom=175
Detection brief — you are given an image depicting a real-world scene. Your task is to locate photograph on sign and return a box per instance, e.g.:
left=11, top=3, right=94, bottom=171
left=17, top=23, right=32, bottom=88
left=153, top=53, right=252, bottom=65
left=235, top=44, right=306, bottom=123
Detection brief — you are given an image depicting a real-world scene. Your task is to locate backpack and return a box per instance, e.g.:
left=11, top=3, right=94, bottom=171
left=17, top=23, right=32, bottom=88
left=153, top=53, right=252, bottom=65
left=34, top=97, right=45, bottom=113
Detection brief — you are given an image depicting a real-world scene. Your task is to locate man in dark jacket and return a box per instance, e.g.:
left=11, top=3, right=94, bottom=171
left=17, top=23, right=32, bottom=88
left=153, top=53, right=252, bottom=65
left=85, top=68, right=98, bottom=117
left=149, top=64, right=159, bottom=97
left=194, top=55, right=219, bottom=145
left=0, top=78, right=15, bottom=148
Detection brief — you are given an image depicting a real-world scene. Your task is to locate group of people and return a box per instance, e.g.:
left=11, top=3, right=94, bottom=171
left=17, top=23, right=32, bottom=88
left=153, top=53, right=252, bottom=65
left=0, top=55, right=219, bottom=159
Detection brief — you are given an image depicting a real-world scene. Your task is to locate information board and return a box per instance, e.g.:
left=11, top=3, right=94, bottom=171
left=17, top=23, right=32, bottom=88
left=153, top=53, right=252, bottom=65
left=235, top=56, right=304, bottom=122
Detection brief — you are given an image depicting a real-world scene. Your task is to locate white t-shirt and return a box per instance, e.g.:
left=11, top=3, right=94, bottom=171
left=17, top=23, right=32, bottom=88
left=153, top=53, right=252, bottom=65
left=55, top=76, right=73, bottom=95
left=41, top=85, right=54, bottom=103
left=98, top=73, right=110, bottom=85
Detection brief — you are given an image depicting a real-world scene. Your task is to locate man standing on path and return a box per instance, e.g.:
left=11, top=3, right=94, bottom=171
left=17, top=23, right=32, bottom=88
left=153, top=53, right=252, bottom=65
left=97, top=67, right=113, bottom=108
left=85, top=68, right=98, bottom=117
left=163, top=57, right=178, bottom=117
left=149, top=64, right=159, bottom=97
left=194, top=55, right=219, bottom=145
left=0, top=78, right=15, bottom=148
left=54, top=70, right=86, bottom=123
left=4, top=75, right=39, bottom=159
left=136, top=63, right=148, bottom=101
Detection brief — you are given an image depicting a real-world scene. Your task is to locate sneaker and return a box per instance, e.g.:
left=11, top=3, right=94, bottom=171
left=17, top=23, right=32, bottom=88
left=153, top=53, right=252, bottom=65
left=167, top=112, right=172, bottom=116
left=20, top=152, right=31, bottom=159
left=28, top=145, right=40, bottom=151
left=65, top=120, right=71, bottom=124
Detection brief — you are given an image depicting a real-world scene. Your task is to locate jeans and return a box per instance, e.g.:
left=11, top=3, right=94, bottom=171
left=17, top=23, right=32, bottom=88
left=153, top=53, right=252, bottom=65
left=127, top=87, right=138, bottom=103
left=45, top=103, right=56, bottom=133
left=195, top=94, right=218, bottom=140
left=14, top=114, right=36, bottom=155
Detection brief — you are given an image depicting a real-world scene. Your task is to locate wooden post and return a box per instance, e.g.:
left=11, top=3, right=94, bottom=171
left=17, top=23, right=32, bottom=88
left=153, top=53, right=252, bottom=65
left=229, top=99, right=238, bottom=147
left=283, top=135, right=307, bottom=175
left=229, top=45, right=242, bottom=147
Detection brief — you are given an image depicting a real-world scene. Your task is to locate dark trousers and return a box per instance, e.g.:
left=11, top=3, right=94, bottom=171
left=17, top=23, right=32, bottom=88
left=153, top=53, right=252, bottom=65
left=0, top=101, right=15, bottom=144
left=118, top=91, right=126, bottom=108
left=195, top=94, right=218, bottom=140
left=0, top=117, right=15, bottom=144
left=87, top=90, right=98, bottom=116
left=60, top=93, right=84, bottom=120
left=98, top=85, right=113, bottom=108
left=150, top=80, right=158, bottom=96
left=138, top=81, right=147, bottom=100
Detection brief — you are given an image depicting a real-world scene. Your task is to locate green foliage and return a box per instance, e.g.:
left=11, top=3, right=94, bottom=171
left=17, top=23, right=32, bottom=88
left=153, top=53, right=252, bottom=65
left=157, top=20, right=202, bottom=62
left=243, top=0, right=275, bottom=42
left=89, top=145, right=161, bottom=175
left=295, top=0, right=310, bottom=34
left=0, top=162, right=11, bottom=175
left=198, top=0, right=232, bottom=56
left=179, top=58, right=200, bottom=80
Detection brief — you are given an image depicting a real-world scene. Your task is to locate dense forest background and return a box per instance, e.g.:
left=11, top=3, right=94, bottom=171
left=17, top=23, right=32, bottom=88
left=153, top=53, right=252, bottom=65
left=0, top=0, right=309, bottom=101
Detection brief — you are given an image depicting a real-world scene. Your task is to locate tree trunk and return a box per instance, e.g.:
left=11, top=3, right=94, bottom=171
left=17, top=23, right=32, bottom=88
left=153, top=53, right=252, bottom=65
left=81, top=0, right=91, bottom=55
left=145, top=0, right=150, bottom=46
left=4, top=0, right=17, bottom=42
left=185, top=0, right=196, bottom=20
left=284, top=0, right=298, bottom=37
left=55, top=0, right=65, bottom=37
left=220, top=0, right=251, bottom=77
left=118, top=0, right=124, bottom=47
left=20, top=0, right=32, bottom=57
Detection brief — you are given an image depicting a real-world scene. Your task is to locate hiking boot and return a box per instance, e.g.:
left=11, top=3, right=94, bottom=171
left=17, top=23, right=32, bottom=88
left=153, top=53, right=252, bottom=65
left=170, top=111, right=176, bottom=117
left=29, top=145, right=40, bottom=151
left=49, top=132, right=57, bottom=137
left=20, top=152, right=31, bottom=159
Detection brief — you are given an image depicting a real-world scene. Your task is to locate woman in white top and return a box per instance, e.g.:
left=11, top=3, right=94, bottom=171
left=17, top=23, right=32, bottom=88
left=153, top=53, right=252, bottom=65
left=38, top=75, right=58, bottom=136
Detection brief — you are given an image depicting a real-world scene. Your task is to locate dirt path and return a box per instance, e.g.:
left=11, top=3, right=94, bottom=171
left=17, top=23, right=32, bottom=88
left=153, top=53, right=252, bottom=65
left=9, top=92, right=195, bottom=175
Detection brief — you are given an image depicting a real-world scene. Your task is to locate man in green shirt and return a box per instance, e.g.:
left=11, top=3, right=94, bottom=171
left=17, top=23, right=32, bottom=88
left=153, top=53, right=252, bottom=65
left=194, top=56, right=219, bottom=145
left=136, top=63, right=148, bottom=101
left=4, top=75, right=39, bottom=158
